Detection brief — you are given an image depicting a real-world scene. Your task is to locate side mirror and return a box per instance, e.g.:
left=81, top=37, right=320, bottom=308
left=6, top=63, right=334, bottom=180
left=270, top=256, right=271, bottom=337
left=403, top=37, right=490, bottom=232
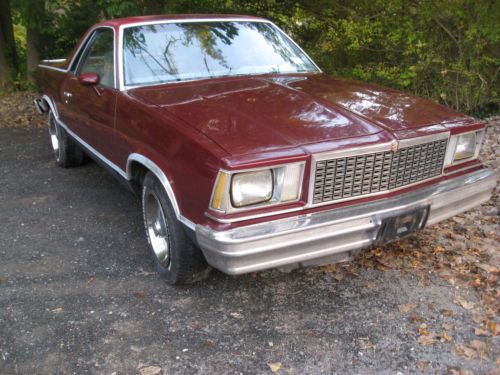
left=78, top=72, right=100, bottom=86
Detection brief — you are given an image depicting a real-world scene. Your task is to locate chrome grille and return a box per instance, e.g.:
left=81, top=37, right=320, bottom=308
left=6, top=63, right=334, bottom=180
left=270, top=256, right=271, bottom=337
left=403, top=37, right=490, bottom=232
left=312, top=139, right=448, bottom=204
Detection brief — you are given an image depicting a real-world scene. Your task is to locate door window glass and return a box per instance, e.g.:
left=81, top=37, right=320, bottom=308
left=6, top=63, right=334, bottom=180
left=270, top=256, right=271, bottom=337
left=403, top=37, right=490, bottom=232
left=77, top=29, right=115, bottom=88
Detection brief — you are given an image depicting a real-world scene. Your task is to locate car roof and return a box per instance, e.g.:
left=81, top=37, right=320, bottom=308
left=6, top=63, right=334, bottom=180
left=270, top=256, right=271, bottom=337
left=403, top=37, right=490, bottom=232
left=96, top=14, right=267, bottom=28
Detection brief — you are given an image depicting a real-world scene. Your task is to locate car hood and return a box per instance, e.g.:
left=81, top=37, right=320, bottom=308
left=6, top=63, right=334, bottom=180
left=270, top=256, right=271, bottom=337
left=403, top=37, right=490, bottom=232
left=129, top=73, right=472, bottom=156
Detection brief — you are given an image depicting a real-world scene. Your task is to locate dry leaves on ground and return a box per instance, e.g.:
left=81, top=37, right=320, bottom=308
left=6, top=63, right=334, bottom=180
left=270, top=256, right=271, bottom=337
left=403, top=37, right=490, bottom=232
left=0, top=92, right=46, bottom=128
left=137, top=365, right=162, bottom=375
left=268, top=362, right=282, bottom=373
left=398, top=303, right=418, bottom=314
left=453, top=340, right=489, bottom=361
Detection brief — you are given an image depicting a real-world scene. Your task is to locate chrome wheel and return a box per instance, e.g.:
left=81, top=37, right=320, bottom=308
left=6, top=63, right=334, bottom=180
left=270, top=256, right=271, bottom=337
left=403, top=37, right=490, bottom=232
left=48, top=115, right=60, bottom=160
left=143, top=190, right=170, bottom=267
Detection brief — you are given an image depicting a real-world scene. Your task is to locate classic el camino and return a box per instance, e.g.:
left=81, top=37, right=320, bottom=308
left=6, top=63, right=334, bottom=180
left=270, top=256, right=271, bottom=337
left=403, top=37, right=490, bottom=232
left=34, top=15, right=496, bottom=284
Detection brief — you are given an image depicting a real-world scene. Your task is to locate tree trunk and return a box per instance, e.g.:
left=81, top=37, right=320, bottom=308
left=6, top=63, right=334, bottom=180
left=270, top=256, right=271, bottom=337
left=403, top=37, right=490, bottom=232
left=26, top=0, right=45, bottom=85
left=27, top=26, right=41, bottom=85
left=0, top=0, right=17, bottom=90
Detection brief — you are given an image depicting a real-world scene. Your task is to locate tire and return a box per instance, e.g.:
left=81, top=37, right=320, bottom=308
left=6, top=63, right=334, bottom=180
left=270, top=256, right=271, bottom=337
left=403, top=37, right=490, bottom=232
left=48, top=112, right=84, bottom=168
left=141, top=172, right=210, bottom=284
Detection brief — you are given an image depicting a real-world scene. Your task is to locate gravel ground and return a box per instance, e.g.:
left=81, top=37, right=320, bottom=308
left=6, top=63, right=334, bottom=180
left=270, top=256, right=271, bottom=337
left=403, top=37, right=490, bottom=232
left=0, top=93, right=498, bottom=375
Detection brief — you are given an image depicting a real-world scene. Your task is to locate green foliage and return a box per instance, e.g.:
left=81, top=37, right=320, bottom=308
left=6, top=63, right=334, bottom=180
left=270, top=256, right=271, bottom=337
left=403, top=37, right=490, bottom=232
left=9, top=0, right=499, bottom=116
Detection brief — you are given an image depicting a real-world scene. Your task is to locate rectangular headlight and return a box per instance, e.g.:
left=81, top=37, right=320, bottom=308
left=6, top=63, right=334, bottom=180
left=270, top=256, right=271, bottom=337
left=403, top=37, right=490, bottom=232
left=454, top=133, right=476, bottom=161
left=444, top=130, right=484, bottom=166
left=209, top=162, right=304, bottom=212
left=231, top=170, right=273, bottom=207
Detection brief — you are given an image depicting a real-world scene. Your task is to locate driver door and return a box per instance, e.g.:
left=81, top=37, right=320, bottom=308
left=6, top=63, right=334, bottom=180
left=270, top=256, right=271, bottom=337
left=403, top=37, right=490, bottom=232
left=58, top=28, right=117, bottom=160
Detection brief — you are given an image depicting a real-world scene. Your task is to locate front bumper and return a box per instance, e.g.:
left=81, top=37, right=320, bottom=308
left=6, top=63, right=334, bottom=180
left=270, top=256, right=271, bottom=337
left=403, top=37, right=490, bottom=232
left=196, top=169, right=496, bottom=275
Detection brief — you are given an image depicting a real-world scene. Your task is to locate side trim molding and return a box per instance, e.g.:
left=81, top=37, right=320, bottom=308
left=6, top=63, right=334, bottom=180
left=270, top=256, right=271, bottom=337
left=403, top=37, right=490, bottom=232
left=38, top=65, right=68, bottom=73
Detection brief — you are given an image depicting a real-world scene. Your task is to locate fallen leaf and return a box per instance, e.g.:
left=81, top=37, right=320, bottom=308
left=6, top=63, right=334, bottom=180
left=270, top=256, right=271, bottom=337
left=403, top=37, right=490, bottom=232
left=454, top=295, right=475, bottom=310
left=133, top=291, right=145, bottom=298
left=440, top=309, right=453, bottom=316
left=438, top=331, right=453, bottom=342
left=488, top=321, right=499, bottom=336
left=442, top=323, right=454, bottom=331
left=365, top=282, right=376, bottom=289
left=417, top=335, right=437, bottom=345
left=51, top=307, right=63, bottom=313
left=474, top=327, right=490, bottom=336
left=453, top=344, right=477, bottom=360
left=476, top=263, right=498, bottom=273
left=398, top=303, right=418, bottom=314
left=416, top=361, right=429, bottom=371
left=137, top=365, right=162, bottom=375
left=268, top=362, right=282, bottom=373
left=468, top=340, right=487, bottom=357
left=409, top=315, right=422, bottom=324
left=334, top=273, right=345, bottom=281
left=418, top=323, right=429, bottom=336
left=449, top=369, right=474, bottom=375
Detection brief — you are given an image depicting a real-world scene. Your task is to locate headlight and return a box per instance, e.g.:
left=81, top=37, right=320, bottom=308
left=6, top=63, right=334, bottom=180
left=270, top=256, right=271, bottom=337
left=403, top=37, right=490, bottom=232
left=231, top=170, right=273, bottom=207
left=210, top=162, right=304, bottom=212
left=444, top=130, right=484, bottom=166
left=454, top=133, right=476, bottom=160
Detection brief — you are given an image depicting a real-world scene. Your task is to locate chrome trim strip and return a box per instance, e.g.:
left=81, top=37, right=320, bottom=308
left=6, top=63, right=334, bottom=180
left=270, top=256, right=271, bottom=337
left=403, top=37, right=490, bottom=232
left=398, top=132, right=449, bottom=148
left=41, top=95, right=59, bottom=118
left=42, top=96, right=194, bottom=230
left=41, top=58, right=67, bottom=63
left=313, top=141, right=395, bottom=162
left=206, top=206, right=304, bottom=224
left=117, top=18, right=321, bottom=91
left=38, top=64, right=67, bottom=73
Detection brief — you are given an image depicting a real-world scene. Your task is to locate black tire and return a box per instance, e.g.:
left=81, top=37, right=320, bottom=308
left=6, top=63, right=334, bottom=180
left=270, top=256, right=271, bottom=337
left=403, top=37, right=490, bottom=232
left=141, top=172, right=210, bottom=284
left=48, top=112, right=84, bottom=168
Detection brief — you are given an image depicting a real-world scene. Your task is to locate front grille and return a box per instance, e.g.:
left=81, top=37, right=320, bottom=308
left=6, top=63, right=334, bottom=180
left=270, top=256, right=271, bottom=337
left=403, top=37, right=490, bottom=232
left=312, top=138, right=448, bottom=204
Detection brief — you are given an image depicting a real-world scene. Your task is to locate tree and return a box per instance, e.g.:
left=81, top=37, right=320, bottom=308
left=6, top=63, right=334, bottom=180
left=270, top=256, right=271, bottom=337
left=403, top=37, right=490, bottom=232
left=0, top=0, right=17, bottom=90
left=26, top=0, right=44, bottom=84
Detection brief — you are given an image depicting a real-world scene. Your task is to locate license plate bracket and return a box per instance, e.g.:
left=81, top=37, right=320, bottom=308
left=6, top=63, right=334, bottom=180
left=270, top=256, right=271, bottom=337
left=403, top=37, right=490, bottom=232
left=377, top=206, right=429, bottom=244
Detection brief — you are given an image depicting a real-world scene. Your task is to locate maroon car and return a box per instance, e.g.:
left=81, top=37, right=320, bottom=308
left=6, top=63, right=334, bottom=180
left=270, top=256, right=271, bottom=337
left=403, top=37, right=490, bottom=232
left=34, top=15, right=496, bottom=284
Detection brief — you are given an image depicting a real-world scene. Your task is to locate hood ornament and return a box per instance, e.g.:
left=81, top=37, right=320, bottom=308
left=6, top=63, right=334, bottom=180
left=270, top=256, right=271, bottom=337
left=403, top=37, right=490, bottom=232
left=390, top=140, right=399, bottom=152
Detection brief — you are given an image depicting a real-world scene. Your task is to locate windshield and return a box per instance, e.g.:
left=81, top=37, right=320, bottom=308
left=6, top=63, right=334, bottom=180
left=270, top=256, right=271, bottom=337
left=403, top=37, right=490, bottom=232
left=122, top=21, right=319, bottom=87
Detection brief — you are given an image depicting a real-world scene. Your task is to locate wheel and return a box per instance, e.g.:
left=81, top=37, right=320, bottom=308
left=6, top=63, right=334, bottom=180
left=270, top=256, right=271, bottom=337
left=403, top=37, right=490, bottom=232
left=48, top=112, right=84, bottom=168
left=141, top=172, right=210, bottom=284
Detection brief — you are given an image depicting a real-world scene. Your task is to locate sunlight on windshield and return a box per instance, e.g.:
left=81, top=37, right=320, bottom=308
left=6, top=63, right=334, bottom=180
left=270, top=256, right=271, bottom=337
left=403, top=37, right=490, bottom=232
left=123, top=21, right=318, bottom=87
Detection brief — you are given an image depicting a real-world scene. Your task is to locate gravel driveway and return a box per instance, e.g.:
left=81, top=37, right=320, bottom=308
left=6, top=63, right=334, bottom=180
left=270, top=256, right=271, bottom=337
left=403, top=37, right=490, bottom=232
left=0, top=95, right=498, bottom=375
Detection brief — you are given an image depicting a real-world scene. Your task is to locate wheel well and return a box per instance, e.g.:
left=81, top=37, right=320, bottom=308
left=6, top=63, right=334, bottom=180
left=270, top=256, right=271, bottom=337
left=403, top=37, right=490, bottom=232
left=128, top=161, right=149, bottom=195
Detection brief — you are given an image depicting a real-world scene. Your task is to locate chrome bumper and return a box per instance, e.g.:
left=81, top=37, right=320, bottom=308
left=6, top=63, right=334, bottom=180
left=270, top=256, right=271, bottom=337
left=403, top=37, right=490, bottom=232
left=196, top=169, right=496, bottom=275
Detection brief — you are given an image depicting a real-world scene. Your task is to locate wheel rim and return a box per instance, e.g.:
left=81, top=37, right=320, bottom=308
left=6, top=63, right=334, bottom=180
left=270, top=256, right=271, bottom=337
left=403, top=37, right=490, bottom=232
left=48, top=115, right=60, bottom=160
left=144, top=190, right=170, bottom=267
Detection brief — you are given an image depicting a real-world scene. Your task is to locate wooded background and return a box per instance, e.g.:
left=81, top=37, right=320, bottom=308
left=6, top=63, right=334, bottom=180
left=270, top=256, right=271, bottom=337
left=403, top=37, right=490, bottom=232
left=0, top=0, right=498, bottom=116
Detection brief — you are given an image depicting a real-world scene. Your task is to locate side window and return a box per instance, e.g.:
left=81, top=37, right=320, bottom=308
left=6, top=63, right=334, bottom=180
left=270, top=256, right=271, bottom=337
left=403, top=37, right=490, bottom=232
left=76, top=29, right=115, bottom=88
